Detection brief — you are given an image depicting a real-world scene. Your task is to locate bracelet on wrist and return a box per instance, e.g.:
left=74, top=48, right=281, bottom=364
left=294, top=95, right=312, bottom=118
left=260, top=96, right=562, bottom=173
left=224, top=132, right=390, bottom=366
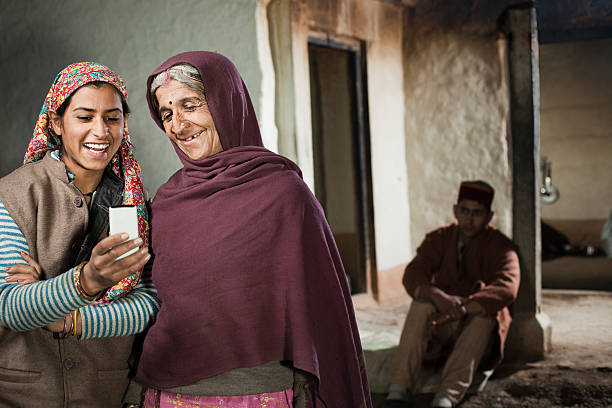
left=65, top=313, right=74, bottom=336
left=60, top=315, right=69, bottom=339
left=73, top=309, right=79, bottom=337
left=73, top=262, right=98, bottom=301
left=53, top=315, right=70, bottom=339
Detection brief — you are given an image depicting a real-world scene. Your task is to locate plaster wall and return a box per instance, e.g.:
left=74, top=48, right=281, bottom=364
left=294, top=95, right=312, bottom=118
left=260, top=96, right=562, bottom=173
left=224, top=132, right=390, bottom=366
left=403, top=26, right=513, bottom=257
left=0, top=0, right=262, bottom=195
left=540, top=38, right=612, bottom=220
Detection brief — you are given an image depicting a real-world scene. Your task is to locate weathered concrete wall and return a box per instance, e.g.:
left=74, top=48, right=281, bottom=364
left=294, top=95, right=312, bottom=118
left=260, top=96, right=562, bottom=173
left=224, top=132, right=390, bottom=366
left=0, top=0, right=262, bottom=195
left=402, top=8, right=513, bottom=259
left=540, top=38, right=612, bottom=220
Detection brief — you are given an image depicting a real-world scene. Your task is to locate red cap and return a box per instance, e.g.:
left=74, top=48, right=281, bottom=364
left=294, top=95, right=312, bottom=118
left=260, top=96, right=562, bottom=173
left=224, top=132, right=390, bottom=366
left=458, top=181, right=494, bottom=210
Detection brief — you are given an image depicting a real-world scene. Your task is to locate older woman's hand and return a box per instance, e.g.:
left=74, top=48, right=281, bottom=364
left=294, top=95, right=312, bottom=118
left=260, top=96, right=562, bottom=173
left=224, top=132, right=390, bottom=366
left=4, top=252, right=43, bottom=284
left=80, top=233, right=150, bottom=297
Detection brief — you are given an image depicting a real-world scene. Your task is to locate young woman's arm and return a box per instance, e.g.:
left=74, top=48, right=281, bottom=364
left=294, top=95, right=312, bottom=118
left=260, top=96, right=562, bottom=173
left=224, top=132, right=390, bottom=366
left=80, top=263, right=160, bottom=339
left=0, top=202, right=89, bottom=331
left=0, top=200, right=160, bottom=336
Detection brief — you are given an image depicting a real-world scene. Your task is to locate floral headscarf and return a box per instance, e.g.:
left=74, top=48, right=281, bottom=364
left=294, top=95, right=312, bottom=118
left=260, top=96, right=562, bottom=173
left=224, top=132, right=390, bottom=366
left=25, top=62, right=149, bottom=304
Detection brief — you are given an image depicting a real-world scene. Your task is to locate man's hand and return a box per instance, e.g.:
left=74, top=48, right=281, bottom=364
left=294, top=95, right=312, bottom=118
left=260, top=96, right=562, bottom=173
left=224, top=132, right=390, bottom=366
left=433, top=291, right=467, bottom=321
left=419, top=285, right=467, bottom=321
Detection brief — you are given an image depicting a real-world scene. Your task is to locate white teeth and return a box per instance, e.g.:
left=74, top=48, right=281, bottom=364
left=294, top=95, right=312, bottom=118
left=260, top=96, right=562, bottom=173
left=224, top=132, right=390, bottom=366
left=84, top=143, right=109, bottom=152
left=181, top=132, right=201, bottom=142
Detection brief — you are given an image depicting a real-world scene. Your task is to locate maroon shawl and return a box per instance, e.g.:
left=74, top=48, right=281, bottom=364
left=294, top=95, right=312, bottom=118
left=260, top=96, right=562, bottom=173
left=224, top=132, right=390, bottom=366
left=135, top=51, right=371, bottom=407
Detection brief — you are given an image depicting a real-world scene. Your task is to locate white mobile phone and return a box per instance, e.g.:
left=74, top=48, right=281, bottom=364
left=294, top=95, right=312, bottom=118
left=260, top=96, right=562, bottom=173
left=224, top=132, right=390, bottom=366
left=109, top=206, right=139, bottom=260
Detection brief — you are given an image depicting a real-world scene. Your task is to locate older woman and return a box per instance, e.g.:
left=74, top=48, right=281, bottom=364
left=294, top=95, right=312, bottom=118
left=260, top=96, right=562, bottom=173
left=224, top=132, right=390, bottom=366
left=0, top=62, right=159, bottom=407
left=134, top=52, right=372, bottom=407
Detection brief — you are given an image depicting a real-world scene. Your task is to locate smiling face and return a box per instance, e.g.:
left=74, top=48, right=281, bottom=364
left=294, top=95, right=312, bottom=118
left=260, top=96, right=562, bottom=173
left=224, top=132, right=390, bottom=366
left=155, top=79, right=223, bottom=161
left=50, top=83, right=126, bottom=179
left=453, top=199, right=493, bottom=239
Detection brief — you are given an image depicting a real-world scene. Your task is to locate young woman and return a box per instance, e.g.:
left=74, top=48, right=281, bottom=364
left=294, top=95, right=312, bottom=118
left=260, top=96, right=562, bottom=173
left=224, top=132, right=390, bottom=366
left=134, top=52, right=372, bottom=408
left=0, top=62, right=159, bottom=407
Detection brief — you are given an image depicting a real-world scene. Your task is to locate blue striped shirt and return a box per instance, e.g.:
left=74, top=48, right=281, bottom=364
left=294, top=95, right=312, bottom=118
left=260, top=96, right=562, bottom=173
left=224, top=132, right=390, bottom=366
left=0, top=200, right=160, bottom=339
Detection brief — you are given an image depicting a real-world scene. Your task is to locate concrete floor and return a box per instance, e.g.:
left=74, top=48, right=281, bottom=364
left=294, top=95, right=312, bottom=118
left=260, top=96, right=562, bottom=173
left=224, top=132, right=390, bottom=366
left=354, top=289, right=612, bottom=407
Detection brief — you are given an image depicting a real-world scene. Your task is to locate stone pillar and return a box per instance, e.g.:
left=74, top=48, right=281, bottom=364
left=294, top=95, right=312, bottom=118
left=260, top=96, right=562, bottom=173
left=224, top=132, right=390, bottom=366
left=504, top=1, right=552, bottom=361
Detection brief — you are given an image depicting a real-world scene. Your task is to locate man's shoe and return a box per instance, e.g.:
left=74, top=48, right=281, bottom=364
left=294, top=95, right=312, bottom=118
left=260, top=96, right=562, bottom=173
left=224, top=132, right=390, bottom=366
left=430, top=393, right=453, bottom=408
left=383, top=388, right=413, bottom=408
left=383, top=388, right=412, bottom=408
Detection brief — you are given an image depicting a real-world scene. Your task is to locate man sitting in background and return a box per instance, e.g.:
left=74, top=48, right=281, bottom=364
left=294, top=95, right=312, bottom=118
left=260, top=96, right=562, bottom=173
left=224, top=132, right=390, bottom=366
left=384, top=181, right=520, bottom=408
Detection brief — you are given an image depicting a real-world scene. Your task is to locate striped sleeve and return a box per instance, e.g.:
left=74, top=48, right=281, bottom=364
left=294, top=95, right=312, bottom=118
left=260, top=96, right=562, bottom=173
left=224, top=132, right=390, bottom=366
left=80, top=262, right=160, bottom=339
left=0, top=200, right=160, bottom=337
left=0, top=200, right=90, bottom=331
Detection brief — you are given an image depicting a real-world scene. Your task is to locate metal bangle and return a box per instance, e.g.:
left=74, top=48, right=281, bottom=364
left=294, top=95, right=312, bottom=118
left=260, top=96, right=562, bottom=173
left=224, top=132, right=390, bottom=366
left=54, top=315, right=69, bottom=339
left=73, top=309, right=79, bottom=337
left=73, top=262, right=98, bottom=301
left=65, top=313, right=74, bottom=337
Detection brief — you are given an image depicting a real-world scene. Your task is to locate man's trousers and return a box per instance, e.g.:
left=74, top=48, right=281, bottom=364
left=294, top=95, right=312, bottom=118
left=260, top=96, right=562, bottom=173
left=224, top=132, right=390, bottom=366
left=390, top=300, right=496, bottom=405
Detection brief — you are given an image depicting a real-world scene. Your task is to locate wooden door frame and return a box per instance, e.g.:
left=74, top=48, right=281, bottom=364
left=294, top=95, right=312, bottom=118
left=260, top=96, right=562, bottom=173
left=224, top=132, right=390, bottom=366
left=307, top=33, right=378, bottom=295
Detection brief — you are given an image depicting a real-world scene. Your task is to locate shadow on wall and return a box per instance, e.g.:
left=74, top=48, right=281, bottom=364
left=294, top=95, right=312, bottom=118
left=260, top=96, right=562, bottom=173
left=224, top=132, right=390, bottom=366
left=0, top=4, right=78, bottom=176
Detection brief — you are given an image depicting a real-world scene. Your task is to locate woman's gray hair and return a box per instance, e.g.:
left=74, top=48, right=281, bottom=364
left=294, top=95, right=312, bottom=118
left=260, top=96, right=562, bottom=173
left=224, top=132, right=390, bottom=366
left=149, top=63, right=206, bottom=114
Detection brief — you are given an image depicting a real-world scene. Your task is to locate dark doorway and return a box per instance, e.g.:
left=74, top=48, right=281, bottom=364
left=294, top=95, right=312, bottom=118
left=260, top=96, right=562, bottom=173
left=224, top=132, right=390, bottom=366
left=308, top=38, right=376, bottom=294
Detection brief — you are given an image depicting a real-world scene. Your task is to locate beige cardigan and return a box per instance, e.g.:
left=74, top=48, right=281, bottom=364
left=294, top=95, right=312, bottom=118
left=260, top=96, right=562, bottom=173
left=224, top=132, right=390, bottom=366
left=0, top=153, right=134, bottom=407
